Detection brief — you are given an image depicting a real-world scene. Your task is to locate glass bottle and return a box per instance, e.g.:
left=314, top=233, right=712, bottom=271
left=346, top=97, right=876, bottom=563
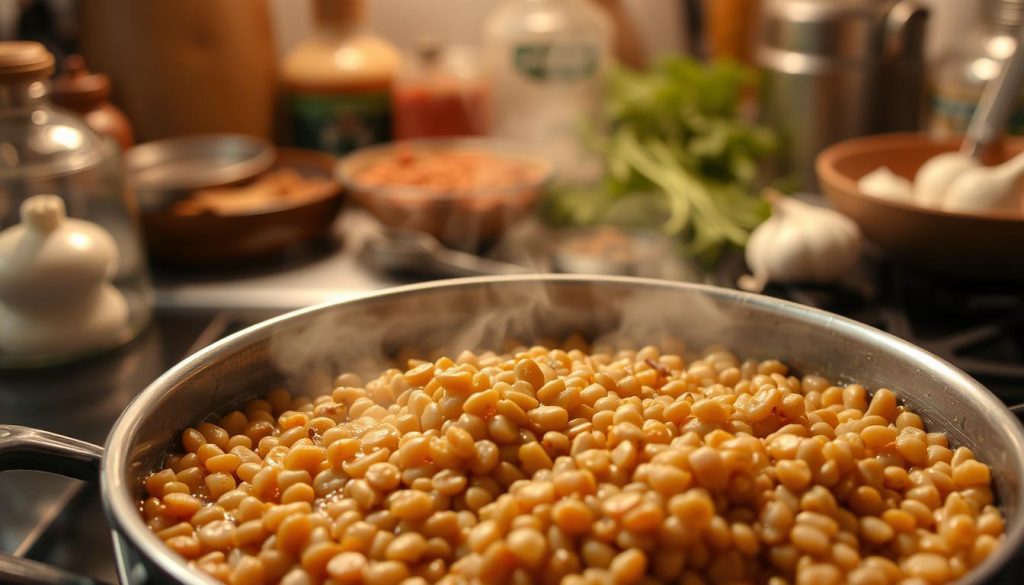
left=930, top=0, right=1024, bottom=136
left=0, top=41, right=153, bottom=367
left=484, top=0, right=613, bottom=185
left=281, top=0, right=400, bottom=155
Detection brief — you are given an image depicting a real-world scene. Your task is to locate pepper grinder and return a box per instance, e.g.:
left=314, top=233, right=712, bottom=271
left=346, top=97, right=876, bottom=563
left=0, top=195, right=130, bottom=363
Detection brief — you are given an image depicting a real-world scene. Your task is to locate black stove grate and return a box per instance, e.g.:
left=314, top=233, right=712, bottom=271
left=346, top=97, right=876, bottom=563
left=762, top=262, right=1024, bottom=400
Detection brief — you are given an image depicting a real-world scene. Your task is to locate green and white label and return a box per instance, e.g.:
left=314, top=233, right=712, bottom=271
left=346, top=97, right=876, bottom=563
left=289, top=92, right=392, bottom=155
left=514, top=43, right=599, bottom=82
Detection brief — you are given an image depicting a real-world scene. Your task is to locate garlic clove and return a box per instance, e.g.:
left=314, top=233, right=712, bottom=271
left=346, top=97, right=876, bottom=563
left=858, top=167, right=914, bottom=203
left=913, top=152, right=977, bottom=209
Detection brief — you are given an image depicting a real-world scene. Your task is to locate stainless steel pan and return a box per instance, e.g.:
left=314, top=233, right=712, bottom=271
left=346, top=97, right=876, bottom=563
left=2, top=275, right=1023, bottom=584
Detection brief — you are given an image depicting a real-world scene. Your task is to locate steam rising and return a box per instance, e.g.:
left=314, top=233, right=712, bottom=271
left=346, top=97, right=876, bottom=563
left=267, top=279, right=744, bottom=393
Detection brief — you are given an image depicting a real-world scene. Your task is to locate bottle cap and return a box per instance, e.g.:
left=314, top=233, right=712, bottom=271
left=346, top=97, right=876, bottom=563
left=52, top=55, right=111, bottom=109
left=315, top=0, right=365, bottom=25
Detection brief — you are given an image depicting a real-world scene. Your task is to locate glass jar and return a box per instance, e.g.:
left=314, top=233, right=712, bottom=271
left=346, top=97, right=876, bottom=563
left=0, top=41, right=153, bottom=367
left=930, top=0, right=1024, bottom=136
left=393, top=41, right=490, bottom=140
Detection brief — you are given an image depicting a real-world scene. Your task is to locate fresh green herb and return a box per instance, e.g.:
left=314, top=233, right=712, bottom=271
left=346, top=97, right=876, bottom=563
left=542, top=57, right=775, bottom=263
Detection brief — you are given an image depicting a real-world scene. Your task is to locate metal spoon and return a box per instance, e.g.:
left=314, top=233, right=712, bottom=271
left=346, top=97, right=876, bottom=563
left=360, top=228, right=530, bottom=278
left=961, top=24, right=1024, bottom=159
left=915, top=24, right=1024, bottom=206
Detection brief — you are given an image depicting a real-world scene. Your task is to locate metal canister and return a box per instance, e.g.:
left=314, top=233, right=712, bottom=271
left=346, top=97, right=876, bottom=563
left=757, top=0, right=929, bottom=189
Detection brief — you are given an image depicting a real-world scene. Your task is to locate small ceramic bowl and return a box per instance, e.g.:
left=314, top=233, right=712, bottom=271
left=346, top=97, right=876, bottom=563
left=140, top=148, right=342, bottom=267
left=337, top=138, right=555, bottom=251
left=816, top=133, right=1024, bottom=279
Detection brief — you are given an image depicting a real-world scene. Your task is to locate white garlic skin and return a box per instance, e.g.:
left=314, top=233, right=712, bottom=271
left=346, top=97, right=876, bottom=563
left=913, top=152, right=977, bottom=209
left=740, top=196, right=862, bottom=292
left=941, top=149, right=1024, bottom=213
left=858, top=166, right=914, bottom=203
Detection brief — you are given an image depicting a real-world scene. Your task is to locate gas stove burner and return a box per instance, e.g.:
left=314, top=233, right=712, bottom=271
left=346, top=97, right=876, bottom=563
left=762, top=262, right=1024, bottom=396
left=888, top=268, right=1024, bottom=381
left=913, top=309, right=1024, bottom=380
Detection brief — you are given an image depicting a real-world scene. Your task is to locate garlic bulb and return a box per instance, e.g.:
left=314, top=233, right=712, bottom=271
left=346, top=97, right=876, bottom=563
left=739, top=195, right=862, bottom=293
left=858, top=166, right=914, bottom=203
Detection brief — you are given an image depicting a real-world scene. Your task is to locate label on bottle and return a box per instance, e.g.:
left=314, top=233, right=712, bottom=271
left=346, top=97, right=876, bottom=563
left=288, top=91, right=392, bottom=155
left=931, top=89, right=1024, bottom=136
left=513, top=43, right=599, bottom=82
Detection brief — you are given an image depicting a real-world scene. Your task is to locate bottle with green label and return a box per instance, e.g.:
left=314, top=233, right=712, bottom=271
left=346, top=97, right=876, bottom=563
left=484, top=0, right=612, bottom=184
left=281, top=0, right=399, bottom=155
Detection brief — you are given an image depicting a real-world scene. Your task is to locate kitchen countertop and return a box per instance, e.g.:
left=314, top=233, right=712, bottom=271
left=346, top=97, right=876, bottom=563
left=151, top=209, right=404, bottom=318
left=0, top=313, right=225, bottom=583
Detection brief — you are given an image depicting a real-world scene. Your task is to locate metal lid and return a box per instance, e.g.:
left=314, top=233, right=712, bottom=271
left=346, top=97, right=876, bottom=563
left=0, top=41, right=54, bottom=84
left=984, top=0, right=1024, bottom=32
left=758, top=0, right=878, bottom=65
left=125, top=134, right=276, bottom=210
left=314, top=0, right=364, bottom=24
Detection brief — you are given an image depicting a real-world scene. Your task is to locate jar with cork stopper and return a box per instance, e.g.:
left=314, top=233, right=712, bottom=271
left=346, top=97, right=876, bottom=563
left=0, top=41, right=152, bottom=367
left=281, top=0, right=399, bottom=155
left=51, top=54, right=135, bottom=150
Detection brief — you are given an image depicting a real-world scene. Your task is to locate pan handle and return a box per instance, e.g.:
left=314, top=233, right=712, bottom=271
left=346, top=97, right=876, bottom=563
left=0, top=553, right=112, bottom=585
left=0, top=425, right=104, bottom=482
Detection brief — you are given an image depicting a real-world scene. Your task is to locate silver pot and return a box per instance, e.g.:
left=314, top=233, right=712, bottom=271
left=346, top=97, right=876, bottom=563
left=2, top=275, right=1023, bottom=584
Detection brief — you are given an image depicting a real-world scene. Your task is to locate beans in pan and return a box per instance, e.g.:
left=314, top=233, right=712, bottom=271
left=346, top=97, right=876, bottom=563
left=140, top=344, right=1005, bottom=585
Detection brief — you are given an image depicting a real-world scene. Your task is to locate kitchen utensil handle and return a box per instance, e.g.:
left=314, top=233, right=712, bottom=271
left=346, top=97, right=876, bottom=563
left=1010, top=404, right=1024, bottom=422
left=0, top=553, right=112, bottom=585
left=962, top=24, right=1024, bottom=159
left=882, top=1, right=928, bottom=62
left=0, top=425, right=103, bottom=482
left=430, top=249, right=531, bottom=277
left=879, top=0, right=929, bottom=133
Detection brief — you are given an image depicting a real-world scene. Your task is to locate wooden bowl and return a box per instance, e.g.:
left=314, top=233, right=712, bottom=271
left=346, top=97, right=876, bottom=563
left=816, top=133, right=1024, bottom=279
left=141, top=148, right=342, bottom=267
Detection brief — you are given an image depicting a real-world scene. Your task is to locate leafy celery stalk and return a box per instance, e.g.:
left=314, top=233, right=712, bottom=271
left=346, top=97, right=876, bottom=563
left=541, top=56, right=775, bottom=263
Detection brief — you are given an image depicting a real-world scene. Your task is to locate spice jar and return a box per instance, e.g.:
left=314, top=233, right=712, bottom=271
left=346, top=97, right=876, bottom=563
left=0, top=41, right=153, bottom=368
left=51, top=54, right=134, bottom=150
left=393, top=41, right=489, bottom=139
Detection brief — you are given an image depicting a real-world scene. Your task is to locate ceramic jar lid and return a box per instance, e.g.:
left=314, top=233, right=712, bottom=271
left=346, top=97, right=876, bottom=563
left=0, top=195, right=118, bottom=309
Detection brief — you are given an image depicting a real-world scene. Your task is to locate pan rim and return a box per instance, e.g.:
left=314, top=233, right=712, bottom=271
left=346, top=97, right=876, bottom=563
left=100, top=274, right=1024, bottom=584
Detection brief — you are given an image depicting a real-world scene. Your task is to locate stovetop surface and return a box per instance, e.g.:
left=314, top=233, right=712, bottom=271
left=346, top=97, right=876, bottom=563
left=0, top=313, right=232, bottom=584
left=2, top=255, right=1022, bottom=584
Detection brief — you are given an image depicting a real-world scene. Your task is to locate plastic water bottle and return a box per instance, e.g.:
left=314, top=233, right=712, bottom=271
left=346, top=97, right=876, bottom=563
left=484, top=0, right=612, bottom=184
